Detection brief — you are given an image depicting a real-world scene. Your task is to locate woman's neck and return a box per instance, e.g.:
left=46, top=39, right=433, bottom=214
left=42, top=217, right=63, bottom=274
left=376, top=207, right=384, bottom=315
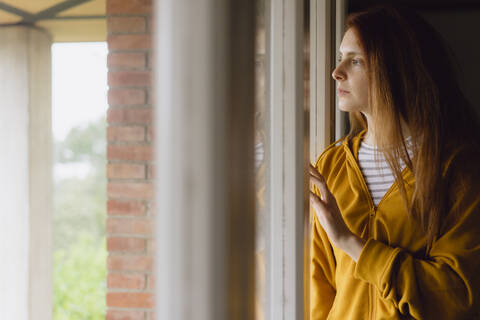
left=362, top=112, right=410, bottom=146
left=363, top=129, right=376, bottom=146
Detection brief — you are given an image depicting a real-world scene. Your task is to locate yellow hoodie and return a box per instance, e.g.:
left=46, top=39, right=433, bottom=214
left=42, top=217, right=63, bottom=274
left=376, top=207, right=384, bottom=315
left=310, top=131, right=480, bottom=319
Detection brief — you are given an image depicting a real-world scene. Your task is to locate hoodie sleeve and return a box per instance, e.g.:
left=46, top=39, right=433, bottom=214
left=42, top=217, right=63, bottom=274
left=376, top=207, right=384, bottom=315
left=310, top=213, right=337, bottom=320
left=310, top=141, right=355, bottom=319
left=353, top=152, right=480, bottom=319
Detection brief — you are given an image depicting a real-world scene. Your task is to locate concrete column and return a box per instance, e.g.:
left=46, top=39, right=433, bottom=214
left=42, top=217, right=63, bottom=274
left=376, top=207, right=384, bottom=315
left=0, top=26, right=52, bottom=320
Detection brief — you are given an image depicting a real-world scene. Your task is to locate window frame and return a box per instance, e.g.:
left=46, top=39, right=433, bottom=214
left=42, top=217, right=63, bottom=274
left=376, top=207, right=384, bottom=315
left=264, top=0, right=306, bottom=319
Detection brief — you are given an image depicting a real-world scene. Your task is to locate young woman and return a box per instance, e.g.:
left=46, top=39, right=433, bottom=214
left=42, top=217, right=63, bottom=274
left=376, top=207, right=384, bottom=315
left=309, top=5, right=480, bottom=320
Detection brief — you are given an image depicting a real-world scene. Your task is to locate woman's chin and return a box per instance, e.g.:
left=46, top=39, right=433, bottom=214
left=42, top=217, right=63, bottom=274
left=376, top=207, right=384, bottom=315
left=337, top=104, right=357, bottom=113
left=337, top=101, right=366, bottom=113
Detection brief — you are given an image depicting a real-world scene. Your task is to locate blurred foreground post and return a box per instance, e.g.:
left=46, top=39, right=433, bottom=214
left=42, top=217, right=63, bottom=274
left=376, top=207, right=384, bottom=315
left=154, top=0, right=255, bottom=319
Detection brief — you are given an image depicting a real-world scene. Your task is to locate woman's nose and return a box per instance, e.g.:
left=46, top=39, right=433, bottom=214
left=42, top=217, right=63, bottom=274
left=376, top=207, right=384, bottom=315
left=332, top=65, right=344, bottom=81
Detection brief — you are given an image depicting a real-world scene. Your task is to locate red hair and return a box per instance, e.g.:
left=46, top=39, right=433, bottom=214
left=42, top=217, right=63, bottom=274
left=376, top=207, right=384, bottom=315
left=345, top=5, right=480, bottom=249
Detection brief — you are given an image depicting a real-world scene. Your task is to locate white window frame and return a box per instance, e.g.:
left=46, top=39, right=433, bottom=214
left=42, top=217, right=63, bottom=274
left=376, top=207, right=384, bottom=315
left=266, top=0, right=345, bottom=318
left=309, top=0, right=347, bottom=162
left=335, top=0, right=348, bottom=141
left=265, top=0, right=306, bottom=319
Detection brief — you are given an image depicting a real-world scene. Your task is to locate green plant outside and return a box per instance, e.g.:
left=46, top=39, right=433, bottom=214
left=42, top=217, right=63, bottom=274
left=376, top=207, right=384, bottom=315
left=53, top=235, right=106, bottom=319
left=53, top=117, right=107, bottom=319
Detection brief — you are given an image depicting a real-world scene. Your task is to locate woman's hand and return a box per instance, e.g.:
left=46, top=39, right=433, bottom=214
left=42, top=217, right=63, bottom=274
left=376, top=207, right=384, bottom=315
left=309, top=163, right=366, bottom=262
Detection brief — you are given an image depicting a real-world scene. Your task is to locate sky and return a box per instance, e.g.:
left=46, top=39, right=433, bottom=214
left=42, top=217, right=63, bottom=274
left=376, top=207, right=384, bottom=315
left=52, top=42, right=108, bottom=180
left=52, top=42, right=108, bottom=141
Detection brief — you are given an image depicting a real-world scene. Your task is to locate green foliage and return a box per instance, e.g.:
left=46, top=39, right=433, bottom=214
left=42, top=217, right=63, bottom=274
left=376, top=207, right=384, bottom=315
left=53, top=234, right=106, bottom=320
left=53, top=116, right=106, bottom=250
left=54, top=172, right=106, bottom=251
left=53, top=116, right=107, bottom=319
left=55, top=117, right=106, bottom=166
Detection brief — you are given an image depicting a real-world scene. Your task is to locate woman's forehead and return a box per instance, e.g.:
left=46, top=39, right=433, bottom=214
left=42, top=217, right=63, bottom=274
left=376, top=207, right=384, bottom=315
left=339, top=29, right=364, bottom=55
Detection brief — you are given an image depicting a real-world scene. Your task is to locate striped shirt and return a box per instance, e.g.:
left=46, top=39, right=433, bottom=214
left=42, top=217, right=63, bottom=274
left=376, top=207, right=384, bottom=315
left=357, top=137, right=413, bottom=206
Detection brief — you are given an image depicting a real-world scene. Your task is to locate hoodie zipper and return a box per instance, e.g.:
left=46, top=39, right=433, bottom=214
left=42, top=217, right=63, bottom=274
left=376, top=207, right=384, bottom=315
left=344, top=135, right=412, bottom=320
left=369, top=216, right=376, bottom=320
left=344, top=141, right=379, bottom=320
left=343, top=148, right=374, bottom=319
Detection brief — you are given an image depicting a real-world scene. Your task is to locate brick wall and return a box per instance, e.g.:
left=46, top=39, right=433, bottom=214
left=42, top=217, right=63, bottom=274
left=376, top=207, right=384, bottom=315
left=105, top=0, right=154, bottom=319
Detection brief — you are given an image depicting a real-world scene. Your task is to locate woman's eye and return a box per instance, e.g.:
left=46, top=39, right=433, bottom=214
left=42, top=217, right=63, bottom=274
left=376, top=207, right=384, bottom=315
left=337, top=57, right=362, bottom=66
left=337, top=57, right=361, bottom=65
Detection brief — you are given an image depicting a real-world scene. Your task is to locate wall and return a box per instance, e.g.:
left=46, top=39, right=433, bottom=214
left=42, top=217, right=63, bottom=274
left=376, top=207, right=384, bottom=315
left=105, top=1, right=155, bottom=319
left=420, top=9, right=480, bottom=118
left=348, top=0, right=480, bottom=118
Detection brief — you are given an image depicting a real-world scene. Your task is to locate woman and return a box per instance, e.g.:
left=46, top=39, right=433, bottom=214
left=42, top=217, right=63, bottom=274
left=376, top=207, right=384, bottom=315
left=309, top=5, right=480, bottom=320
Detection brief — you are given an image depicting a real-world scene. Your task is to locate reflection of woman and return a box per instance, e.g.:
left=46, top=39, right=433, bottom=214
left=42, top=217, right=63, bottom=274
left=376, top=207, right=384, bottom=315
left=309, top=5, right=480, bottom=319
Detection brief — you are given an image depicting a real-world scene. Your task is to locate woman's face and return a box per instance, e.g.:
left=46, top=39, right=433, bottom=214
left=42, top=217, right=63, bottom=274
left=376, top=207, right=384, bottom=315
left=332, top=28, right=369, bottom=113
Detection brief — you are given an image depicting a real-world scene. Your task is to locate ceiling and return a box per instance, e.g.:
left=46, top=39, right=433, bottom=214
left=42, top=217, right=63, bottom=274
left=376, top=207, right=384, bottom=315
left=0, top=0, right=106, bottom=42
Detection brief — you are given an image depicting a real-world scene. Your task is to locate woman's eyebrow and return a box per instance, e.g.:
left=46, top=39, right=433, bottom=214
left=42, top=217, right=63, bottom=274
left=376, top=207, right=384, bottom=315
left=338, top=51, right=363, bottom=57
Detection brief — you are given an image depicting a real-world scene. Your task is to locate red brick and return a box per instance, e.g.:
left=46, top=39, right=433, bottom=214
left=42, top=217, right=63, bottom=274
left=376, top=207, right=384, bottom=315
left=109, top=89, right=146, bottom=106
left=147, top=88, right=154, bottom=104
left=147, top=164, right=154, bottom=179
left=107, top=218, right=152, bottom=235
left=146, top=126, right=153, bottom=142
left=106, top=310, right=145, bottom=320
left=107, top=273, right=146, bottom=290
left=109, top=71, right=152, bottom=87
left=146, top=239, right=155, bottom=254
left=107, top=0, right=155, bottom=315
left=147, top=201, right=156, bottom=216
left=147, top=274, right=155, bottom=290
left=107, top=199, right=146, bottom=216
left=108, top=52, right=146, bottom=70
left=106, top=0, right=154, bottom=314
left=147, top=51, right=153, bottom=69
left=107, top=108, right=152, bottom=124
left=108, top=182, right=154, bottom=199
left=108, top=17, right=146, bottom=33
left=147, top=17, right=154, bottom=33
left=107, top=237, right=146, bottom=252
left=108, top=144, right=153, bottom=161
left=107, top=163, right=145, bottom=179
left=107, top=0, right=152, bottom=15
left=107, top=292, right=153, bottom=308
left=108, top=34, right=152, bottom=50
left=107, top=126, right=145, bottom=142
left=108, top=255, right=153, bottom=271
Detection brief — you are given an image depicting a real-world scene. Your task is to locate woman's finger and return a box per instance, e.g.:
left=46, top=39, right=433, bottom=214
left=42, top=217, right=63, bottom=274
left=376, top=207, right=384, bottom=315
left=309, top=165, right=335, bottom=204
left=309, top=166, right=326, bottom=186
left=310, top=174, right=324, bottom=186
left=310, top=190, right=327, bottom=211
left=310, top=174, right=330, bottom=202
left=310, top=175, right=324, bottom=196
left=309, top=164, right=323, bottom=180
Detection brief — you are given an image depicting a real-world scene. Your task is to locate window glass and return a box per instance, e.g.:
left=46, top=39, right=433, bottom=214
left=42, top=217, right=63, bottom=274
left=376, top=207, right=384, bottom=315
left=254, top=0, right=267, bottom=318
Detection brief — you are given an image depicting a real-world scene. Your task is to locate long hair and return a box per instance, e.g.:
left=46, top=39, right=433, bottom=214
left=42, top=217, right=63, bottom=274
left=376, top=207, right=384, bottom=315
left=345, top=5, right=480, bottom=249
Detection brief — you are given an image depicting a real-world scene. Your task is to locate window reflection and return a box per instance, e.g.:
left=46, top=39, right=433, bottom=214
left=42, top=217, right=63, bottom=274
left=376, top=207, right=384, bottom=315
left=254, top=0, right=266, bottom=318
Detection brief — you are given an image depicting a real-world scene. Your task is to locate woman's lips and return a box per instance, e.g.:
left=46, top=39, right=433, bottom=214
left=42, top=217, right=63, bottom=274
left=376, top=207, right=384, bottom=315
left=338, top=88, right=350, bottom=95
